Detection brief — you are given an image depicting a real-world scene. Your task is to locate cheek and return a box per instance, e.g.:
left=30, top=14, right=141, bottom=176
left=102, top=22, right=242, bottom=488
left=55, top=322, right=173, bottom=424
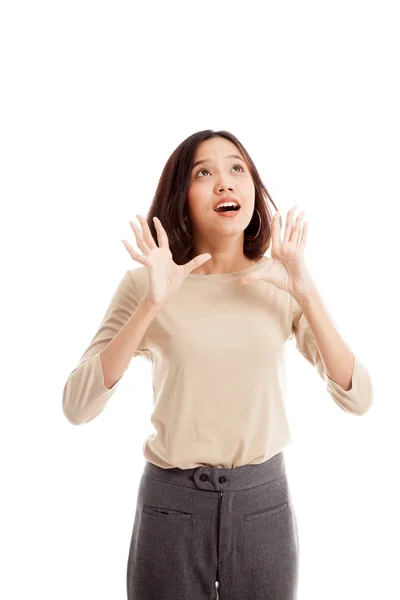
left=243, top=181, right=256, bottom=201
left=244, top=176, right=255, bottom=192
left=187, top=186, right=209, bottom=211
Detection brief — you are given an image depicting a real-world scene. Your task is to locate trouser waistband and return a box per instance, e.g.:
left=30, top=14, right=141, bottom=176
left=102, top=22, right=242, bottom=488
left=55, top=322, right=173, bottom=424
left=142, top=451, right=286, bottom=492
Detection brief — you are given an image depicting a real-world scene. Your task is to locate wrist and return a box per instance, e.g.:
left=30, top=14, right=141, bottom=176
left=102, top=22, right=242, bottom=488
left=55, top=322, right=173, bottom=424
left=140, top=295, right=163, bottom=313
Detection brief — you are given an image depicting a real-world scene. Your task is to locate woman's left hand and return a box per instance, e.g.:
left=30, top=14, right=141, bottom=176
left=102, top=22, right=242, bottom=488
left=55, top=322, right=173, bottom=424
left=239, top=205, right=314, bottom=296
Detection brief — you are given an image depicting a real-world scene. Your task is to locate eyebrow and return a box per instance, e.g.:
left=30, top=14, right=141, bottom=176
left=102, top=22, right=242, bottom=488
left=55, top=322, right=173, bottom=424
left=191, top=154, right=246, bottom=171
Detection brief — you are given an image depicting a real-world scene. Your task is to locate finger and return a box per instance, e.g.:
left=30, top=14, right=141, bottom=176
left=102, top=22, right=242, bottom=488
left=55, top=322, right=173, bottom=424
left=271, top=210, right=281, bottom=248
left=298, top=220, right=308, bottom=250
left=183, top=253, right=212, bottom=276
left=129, top=219, right=151, bottom=254
left=239, top=272, right=260, bottom=285
left=121, top=239, right=146, bottom=265
left=282, top=205, right=298, bottom=244
left=290, top=210, right=305, bottom=246
left=136, top=214, right=157, bottom=249
left=153, top=216, right=170, bottom=249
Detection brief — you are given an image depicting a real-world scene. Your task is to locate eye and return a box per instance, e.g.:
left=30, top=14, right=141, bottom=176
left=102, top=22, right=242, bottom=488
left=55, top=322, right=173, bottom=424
left=195, top=163, right=245, bottom=178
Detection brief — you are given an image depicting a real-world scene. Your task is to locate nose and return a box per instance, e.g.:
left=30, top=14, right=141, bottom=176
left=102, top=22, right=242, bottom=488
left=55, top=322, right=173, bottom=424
left=215, top=172, right=235, bottom=191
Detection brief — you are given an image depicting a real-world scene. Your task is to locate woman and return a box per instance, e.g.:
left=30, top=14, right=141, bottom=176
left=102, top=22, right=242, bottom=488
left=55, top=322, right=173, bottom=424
left=62, top=129, right=373, bottom=599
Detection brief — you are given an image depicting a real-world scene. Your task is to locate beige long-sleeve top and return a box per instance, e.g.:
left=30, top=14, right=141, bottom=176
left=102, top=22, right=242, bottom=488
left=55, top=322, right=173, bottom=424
left=62, top=257, right=373, bottom=469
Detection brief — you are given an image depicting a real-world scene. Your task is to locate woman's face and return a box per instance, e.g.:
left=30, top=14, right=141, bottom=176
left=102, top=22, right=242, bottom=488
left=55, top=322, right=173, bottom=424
left=186, top=137, right=255, bottom=243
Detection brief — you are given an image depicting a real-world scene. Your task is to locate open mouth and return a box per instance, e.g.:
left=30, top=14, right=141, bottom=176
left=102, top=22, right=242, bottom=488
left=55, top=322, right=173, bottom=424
left=214, top=205, right=241, bottom=213
left=214, top=206, right=241, bottom=218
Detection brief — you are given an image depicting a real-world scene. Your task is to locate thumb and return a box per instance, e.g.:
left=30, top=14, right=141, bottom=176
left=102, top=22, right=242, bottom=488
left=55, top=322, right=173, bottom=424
left=185, top=253, right=212, bottom=275
left=239, top=272, right=263, bottom=286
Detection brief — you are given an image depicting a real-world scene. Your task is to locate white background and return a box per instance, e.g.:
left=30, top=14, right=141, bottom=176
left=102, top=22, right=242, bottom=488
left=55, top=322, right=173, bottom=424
left=1, top=1, right=398, bottom=598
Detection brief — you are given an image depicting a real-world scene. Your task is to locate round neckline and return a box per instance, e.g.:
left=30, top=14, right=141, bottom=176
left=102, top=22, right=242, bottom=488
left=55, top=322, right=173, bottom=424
left=186, top=256, right=268, bottom=280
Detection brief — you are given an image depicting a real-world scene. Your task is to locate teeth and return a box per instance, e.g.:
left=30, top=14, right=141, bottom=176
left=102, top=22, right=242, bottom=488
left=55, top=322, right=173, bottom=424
left=214, top=201, right=240, bottom=211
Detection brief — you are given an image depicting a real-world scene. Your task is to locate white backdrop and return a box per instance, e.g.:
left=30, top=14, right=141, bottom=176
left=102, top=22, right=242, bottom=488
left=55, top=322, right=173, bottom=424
left=1, top=1, right=398, bottom=598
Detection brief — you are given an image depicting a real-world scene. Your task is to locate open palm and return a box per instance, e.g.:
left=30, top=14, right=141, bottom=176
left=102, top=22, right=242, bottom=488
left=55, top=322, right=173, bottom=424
left=239, top=205, right=313, bottom=296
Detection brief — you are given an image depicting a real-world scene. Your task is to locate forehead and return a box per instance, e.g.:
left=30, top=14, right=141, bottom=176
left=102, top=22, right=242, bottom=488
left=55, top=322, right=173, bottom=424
left=194, top=137, right=241, bottom=159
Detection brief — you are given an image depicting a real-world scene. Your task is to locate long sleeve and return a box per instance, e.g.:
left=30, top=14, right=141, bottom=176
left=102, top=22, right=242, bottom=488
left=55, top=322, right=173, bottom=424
left=62, top=269, right=151, bottom=426
left=290, top=300, right=373, bottom=416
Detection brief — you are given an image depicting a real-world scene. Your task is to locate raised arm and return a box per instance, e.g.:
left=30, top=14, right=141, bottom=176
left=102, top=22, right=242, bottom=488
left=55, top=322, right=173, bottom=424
left=62, top=269, right=159, bottom=425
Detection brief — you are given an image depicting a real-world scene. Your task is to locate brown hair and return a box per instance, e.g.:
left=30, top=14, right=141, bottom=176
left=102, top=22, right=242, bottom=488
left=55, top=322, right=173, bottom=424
left=145, top=129, right=279, bottom=265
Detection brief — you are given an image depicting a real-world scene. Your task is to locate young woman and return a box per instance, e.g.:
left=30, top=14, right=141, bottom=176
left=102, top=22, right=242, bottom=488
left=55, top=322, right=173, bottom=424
left=63, top=129, right=373, bottom=600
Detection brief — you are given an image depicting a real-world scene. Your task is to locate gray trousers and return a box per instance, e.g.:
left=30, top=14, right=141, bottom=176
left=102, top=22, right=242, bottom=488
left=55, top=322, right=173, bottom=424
left=126, top=451, right=300, bottom=599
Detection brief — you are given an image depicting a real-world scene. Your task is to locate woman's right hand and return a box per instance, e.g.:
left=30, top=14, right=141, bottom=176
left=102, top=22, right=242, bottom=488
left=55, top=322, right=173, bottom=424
left=121, top=214, right=212, bottom=308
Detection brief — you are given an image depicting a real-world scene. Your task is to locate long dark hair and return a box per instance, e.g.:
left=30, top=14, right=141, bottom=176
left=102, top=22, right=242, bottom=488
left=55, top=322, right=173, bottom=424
left=144, top=129, right=279, bottom=265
